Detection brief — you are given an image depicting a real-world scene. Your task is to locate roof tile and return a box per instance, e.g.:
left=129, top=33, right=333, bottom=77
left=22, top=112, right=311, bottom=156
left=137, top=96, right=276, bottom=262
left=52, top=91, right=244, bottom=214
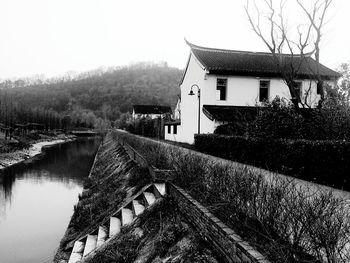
left=133, top=105, right=171, bottom=115
left=187, top=41, right=340, bottom=80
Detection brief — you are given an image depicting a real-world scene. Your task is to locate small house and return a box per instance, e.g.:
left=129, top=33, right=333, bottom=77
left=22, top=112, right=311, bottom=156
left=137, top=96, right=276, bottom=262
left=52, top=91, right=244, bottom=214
left=165, top=40, right=340, bottom=144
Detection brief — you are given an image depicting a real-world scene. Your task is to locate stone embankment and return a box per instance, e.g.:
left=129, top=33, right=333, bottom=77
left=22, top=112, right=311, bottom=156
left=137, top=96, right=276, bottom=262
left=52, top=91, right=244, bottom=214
left=55, top=132, right=270, bottom=263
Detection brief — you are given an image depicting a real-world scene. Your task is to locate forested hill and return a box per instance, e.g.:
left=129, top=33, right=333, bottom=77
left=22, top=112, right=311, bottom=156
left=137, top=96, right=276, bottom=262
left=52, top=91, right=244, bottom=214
left=1, top=63, right=182, bottom=123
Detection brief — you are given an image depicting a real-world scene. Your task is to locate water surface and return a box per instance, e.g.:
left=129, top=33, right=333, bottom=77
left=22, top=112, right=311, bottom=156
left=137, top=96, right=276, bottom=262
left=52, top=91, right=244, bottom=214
left=0, top=138, right=101, bottom=263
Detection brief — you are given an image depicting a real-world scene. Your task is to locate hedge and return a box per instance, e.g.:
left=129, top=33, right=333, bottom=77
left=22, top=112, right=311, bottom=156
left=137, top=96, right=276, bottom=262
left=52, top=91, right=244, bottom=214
left=195, top=134, right=350, bottom=190
left=114, top=130, right=350, bottom=262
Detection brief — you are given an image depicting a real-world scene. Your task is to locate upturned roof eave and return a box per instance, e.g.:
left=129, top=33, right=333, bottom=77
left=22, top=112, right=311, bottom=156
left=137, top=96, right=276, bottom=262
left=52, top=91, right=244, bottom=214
left=185, top=40, right=341, bottom=80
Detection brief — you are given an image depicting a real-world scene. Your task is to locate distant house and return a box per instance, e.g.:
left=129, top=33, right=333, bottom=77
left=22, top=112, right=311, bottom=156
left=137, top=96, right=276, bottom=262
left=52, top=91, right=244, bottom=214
left=132, top=105, right=171, bottom=120
left=165, top=40, right=340, bottom=144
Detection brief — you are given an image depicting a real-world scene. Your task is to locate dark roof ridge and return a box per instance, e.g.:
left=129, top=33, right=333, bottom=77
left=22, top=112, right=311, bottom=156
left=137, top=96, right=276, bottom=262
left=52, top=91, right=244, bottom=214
left=185, top=39, right=312, bottom=58
left=133, top=104, right=169, bottom=107
left=133, top=104, right=172, bottom=114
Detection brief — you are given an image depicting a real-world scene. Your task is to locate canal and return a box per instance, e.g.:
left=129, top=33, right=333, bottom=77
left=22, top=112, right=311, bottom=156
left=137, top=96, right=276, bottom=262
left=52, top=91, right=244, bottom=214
left=0, top=137, right=101, bottom=263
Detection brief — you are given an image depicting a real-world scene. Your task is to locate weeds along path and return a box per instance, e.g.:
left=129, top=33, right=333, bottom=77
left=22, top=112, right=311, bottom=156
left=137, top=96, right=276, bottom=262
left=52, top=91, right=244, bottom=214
left=116, top=129, right=350, bottom=202
left=114, top=129, right=350, bottom=262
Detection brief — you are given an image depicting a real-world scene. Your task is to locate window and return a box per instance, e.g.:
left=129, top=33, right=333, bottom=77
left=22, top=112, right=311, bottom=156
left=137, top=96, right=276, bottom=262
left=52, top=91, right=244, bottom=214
left=173, top=125, right=177, bottom=134
left=293, top=81, right=302, bottom=99
left=167, top=125, right=171, bottom=134
left=216, top=78, right=227, bottom=100
left=317, top=84, right=322, bottom=95
left=259, top=80, right=270, bottom=102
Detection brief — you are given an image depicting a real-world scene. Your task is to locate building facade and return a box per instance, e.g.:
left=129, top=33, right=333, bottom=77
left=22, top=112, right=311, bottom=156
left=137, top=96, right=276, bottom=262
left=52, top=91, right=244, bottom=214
left=165, top=41, right=340, bottom=144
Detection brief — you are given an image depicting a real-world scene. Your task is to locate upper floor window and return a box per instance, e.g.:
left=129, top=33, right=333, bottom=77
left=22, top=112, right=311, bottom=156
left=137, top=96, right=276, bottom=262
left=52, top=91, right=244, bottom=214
left=259, top=80, right=270, bottom=102
left=293, top=81, right=302, bottom=99
left=317, top=83, right=322, bottom=95
left=216, top=78, right=227, bottom=101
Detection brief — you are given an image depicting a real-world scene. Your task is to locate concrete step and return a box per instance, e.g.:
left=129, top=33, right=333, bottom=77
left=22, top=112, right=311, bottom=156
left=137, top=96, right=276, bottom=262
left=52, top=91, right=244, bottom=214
left=132, top=200, right=145, bottom=216
left=154, top=183, right=166, bottom=196
left=143, top=191, right=156, bottom=206
left=109, top=216, right=121, bottom=237
left=68, top=241, right=84, bottom=263
left=83, top=234, right=97, bottom=257
left=96, top=225, right=108, bottom=247
left=121, top=208, right=134, bottom=225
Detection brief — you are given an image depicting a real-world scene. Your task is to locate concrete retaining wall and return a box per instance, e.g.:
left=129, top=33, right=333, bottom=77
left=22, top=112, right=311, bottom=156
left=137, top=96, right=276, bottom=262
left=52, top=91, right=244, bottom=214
left=118, top=137, right=270, bottom=263
left=168, top=183, right=270, bottom=263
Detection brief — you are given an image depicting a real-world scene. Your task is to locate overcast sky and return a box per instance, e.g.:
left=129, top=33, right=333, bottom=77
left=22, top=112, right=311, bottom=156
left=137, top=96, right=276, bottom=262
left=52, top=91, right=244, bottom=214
left=0, top=0, right=349, bottom=79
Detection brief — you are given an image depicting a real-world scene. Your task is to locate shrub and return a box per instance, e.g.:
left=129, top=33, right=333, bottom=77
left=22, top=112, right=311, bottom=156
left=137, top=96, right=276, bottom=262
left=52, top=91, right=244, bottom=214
left=215, top=97, right=350, bottom=141
left=114, top=130, right=350, bottom=262
left=127, top=117, right=162, bottom=138
left=214, top=122, right=248, bottom=136
left=194, top=134, right=350, bottom=190
left=249, top=97, right=306, bottom=139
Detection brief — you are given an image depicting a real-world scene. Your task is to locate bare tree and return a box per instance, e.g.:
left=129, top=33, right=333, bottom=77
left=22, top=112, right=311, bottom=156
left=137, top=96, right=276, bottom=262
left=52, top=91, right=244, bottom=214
left=245, top=0, right=333, bottom=109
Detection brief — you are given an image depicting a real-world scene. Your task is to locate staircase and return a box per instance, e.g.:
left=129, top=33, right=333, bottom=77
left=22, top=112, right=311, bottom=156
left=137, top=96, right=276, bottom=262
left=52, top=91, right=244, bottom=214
left=67, top=183, right=166, bottom=263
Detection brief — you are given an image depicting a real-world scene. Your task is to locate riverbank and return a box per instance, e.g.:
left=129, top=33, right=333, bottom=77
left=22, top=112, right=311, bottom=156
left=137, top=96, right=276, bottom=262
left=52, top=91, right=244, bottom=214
left=0, top=137, right=101, bottom=263
left=0, top=134, right=77, bottom=170
left=55, top=133, right=221, bottom=263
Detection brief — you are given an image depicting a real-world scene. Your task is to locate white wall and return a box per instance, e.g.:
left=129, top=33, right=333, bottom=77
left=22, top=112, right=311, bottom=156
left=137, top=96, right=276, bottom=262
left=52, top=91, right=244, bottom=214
left=202, top=75, right=321, bottom=108
left=177, top=53, right=207, bottom=144
left=165, top=124, right=182, bottom=141
left=174, top=99, right=181, bottom=120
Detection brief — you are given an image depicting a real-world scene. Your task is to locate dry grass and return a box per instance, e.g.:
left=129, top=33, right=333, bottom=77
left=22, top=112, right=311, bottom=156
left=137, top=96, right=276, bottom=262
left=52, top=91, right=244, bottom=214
left=114, top=130, right=350, bottom=263
left=54, top=133, right=152, bottom=262
left=85, top=198, right=221, bottom=263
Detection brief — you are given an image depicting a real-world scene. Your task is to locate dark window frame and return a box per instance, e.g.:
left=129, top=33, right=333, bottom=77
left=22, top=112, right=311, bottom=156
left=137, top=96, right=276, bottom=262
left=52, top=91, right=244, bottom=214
left=259, top=80, right=270, bottom=102
left=173, top=125, right=177, bottom=134
left=167, top=125, right=171, bottom=134
left=216, top=78, right=227, bottom=101
left=317, top=83, right=322, bottom=95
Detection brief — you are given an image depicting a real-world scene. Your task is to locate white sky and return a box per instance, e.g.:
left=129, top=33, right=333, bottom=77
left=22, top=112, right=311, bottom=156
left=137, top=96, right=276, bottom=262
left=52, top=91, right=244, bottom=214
left=0, top=0, right=349, bottom=79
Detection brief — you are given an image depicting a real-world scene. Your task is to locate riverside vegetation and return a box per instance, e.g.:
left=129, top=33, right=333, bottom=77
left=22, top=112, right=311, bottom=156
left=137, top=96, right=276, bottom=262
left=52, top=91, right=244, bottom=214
left=55, top=133, right=221, bottom=263
left=114, top=130, right=350, bottom=263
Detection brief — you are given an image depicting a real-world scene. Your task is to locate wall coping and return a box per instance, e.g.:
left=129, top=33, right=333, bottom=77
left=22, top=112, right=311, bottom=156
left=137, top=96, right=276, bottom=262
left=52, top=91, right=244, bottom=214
left=169, top=183, right=270, bottom=263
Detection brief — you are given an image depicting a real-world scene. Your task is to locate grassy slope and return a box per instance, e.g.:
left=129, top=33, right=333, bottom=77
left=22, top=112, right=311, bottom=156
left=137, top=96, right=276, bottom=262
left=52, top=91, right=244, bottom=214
left=55, top=132, right=220, bottom=263
left=54, top=133, right=152, bottom=262
left=86, top=199, right=221, bottom=263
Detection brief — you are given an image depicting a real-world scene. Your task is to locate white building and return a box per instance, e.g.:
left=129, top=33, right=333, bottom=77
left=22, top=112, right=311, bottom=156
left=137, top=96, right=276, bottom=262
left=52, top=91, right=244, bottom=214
left=165, top=41, right=340, bottom=144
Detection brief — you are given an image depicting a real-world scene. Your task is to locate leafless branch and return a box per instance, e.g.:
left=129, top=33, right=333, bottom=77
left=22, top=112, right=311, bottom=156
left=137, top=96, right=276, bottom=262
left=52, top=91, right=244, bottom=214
left=245, top=0, right=334, bottom=109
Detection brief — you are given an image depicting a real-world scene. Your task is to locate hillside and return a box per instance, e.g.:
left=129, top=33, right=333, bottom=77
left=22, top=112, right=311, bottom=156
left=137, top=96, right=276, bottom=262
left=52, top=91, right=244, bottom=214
left=0, top=63, right=182, bottom=128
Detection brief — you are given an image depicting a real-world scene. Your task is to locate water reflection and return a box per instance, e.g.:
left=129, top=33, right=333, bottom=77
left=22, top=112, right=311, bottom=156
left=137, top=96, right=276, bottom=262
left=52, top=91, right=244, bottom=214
left=0, top=137, right=101, bottom=263
left=1, top=138, right=100, bottom=201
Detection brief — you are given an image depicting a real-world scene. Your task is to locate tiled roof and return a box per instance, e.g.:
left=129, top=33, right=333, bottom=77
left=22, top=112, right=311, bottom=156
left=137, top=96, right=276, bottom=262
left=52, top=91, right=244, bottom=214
left=133, top=105, right=171, bottom=115
left=202, top=105, right=260, bottom=122
left=187, top=41, right=340, bottom=80
left=165, top=120, right=181, bottom=125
